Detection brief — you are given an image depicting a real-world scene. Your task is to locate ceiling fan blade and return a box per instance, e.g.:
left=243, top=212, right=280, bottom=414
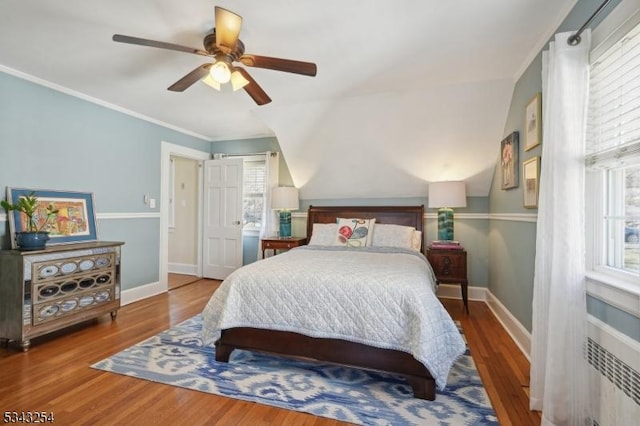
left=235, top=67, right=271, bottom=105
left=214, top=6, right=242, bottom=53
left=239, top=54, right=317, bottom=77
left=168, top=64, right=212, bottom=92
left=113, top=34, right=209, bottom=56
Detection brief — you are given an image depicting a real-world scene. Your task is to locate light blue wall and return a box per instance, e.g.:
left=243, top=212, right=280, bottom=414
left=587, top=295, right=640, bottom=342
left=488, top=0, right=637, bottom=339
left=211, top=137, right=294, bottom=186
left=0, top=71, right=209, bottom=290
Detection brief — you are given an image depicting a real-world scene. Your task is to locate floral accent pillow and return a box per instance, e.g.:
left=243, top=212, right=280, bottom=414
left=335, top=218, right=376, bottom=247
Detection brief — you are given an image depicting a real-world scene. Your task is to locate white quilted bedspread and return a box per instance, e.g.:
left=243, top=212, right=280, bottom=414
left=201, top=246, right=466, bottom=390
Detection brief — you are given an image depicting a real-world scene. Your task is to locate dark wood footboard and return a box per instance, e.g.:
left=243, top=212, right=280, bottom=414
left=215, top=327, right=436, bottom=400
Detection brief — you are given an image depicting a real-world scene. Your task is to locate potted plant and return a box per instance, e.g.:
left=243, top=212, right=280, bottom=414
left=1, top=192, right=59, bottom=250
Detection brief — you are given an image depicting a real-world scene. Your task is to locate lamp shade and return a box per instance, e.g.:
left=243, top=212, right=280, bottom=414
left=271, top=186, right=299, bottom=211
left=428, top=181, right=467, bottom=208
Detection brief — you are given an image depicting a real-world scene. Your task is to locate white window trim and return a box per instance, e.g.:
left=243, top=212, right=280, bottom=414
left=238, top=154, right=266, bottom=237
left=586, top=0, right=640, bottom=318
left=586, top=273, right=640, bottom=317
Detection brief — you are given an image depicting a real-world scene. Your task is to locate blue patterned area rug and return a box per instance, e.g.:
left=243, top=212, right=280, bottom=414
left=92, top=315, right=497, bottom=425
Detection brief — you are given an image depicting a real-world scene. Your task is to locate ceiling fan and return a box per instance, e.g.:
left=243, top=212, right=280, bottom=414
left=113, top=6, right=317, bottom=105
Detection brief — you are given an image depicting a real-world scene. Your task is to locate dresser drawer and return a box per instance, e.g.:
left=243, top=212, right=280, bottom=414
left=31, top=252, right=115, bottom=284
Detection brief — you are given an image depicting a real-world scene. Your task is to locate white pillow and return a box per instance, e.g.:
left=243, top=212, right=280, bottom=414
left=412, top=230, right=423, bottom=252
left=335, top=218, right=376, bottom=247
left=308, top=223, right=339, bottom=246
left=371, top=223, right=416, bottom=250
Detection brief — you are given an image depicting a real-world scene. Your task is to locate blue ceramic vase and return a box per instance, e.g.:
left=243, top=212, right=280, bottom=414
left=16, top=232, right=50, bottom=251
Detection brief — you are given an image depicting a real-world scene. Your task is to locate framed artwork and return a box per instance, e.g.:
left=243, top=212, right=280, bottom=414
left=4, top=188, right=98, bottom=248
left=525, top=93, right=542, bottom=151
left=501, top=131, right=519, bottom=190
left=523, top=157, right=540, bottom=208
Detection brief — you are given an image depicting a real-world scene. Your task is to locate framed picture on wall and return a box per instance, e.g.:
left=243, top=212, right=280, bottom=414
left=523, top=157, right=540, bottom=208
left=500, top=131, right=519, bottom=190
left=525, top=93, right=542, bottom=151
left=4, top=187, right=98, bottom=248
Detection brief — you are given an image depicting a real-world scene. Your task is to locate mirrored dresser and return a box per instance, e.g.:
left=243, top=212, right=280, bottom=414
left=0, top=241, right=124, bottom=351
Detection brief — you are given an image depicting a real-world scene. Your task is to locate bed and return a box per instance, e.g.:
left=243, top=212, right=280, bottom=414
left=201, top=205, right=465, bottom=400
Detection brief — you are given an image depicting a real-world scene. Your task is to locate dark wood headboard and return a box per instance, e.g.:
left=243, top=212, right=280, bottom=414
left=306, top=205, right=425, bottom=251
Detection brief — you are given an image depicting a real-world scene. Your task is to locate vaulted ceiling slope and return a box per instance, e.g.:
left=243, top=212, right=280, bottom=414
left=0, top=1, right=576, bottom=198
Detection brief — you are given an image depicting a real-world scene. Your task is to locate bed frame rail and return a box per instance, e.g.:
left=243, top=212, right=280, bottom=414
left=215, top=327, right=436, bottom=400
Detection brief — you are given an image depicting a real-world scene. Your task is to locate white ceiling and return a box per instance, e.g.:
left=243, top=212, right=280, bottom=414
left=0, top=0, right=576, bottom=198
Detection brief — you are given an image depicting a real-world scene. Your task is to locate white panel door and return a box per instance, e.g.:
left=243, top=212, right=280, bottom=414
left=202, top=158, right=243, bottom=279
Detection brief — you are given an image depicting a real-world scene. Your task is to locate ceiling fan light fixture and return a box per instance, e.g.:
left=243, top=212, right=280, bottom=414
left=230, top=70, right=250, bottom=91
left=201, top=74, right=221, bottom=91
left=210, top=60, right=231, bottom=84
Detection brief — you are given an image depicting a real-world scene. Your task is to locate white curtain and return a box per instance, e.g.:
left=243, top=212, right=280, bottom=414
left=530, top=31, right=591, bottom=425
left=258, top=151, right=280, bottom=259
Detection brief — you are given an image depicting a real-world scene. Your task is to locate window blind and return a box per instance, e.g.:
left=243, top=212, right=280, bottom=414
left=243, top=160, right=266, bottom=195
left=242, top=159, right=266, bottom=230
left=587, top=20, right=640, bottom=169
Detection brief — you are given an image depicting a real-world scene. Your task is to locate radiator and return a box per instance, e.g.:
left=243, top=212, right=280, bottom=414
left=587, top=318, right=640, bottom=426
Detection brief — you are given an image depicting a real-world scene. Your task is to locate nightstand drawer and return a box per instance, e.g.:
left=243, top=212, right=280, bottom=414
left=435, top=265, right=465, bottom=278
left=261, top=237, right=307, bottom=257
left=431, top=255, right=465, bottom=277
left=263, top=240, right=298, bottom=250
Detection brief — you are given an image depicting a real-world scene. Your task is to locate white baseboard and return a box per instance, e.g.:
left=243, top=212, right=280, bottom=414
left=120, top=281, right=166, bottom=306
left=168, top=263, right=198, bottom=275
left=437, top=284, right=489, bottom=301
left=486, top=291, right=532, bottom=360
left=437, top=284, right=531, bottom=360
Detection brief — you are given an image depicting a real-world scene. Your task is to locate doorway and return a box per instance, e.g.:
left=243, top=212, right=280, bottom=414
left=167, top=155, right=200, bottom=289
left=160, top=142, right=210, bottom=292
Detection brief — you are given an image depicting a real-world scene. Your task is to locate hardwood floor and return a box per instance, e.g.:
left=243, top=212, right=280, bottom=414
left=0, top=280, right=540, bottom=425
left=168, top=272, right=200, bottom=290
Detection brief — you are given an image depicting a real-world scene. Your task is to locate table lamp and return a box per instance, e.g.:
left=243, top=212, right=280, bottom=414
left=271, top=186, right=299, bottom=238
left=428, top=181, right=467, bottom=241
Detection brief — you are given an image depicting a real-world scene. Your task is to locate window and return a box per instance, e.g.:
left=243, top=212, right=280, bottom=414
left=242, top=156, right=266, bottom=233
left=586, top=20, right=640, bottom=282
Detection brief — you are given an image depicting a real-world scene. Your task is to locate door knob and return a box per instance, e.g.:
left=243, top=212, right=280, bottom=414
left=233, top=220, right=241, bottom=225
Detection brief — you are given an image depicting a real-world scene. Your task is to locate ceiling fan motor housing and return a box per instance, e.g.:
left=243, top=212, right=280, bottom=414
left=204, top=30, right=245, bottom=61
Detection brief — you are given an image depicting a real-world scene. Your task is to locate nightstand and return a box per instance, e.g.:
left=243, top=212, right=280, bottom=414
left=427, top=247, right=469, bottom=314
left=261, top=237, right=306, bottom=258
